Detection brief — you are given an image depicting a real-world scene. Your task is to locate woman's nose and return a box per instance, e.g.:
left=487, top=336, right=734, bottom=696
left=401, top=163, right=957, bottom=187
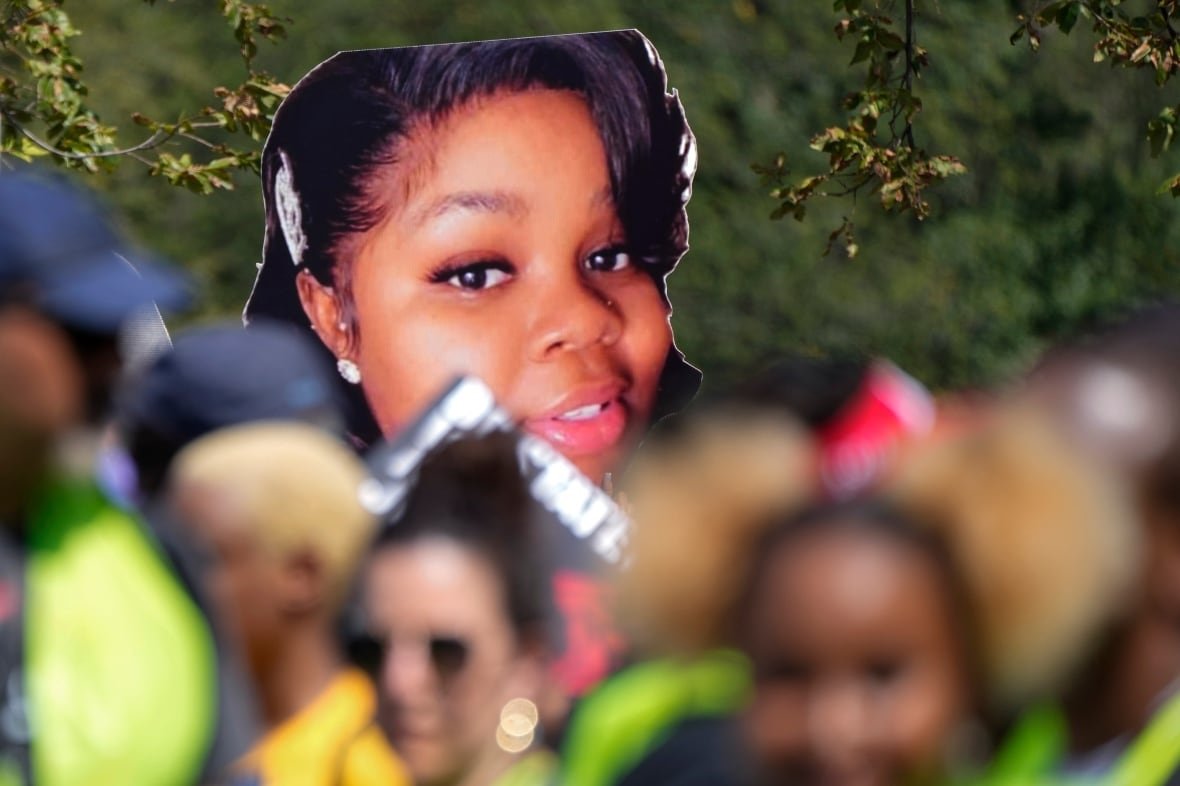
left=381, top=641, right=436, bottom=701
left=527, top=272, right=622, bottom=362
left=807, top=681, right=872, bottom=760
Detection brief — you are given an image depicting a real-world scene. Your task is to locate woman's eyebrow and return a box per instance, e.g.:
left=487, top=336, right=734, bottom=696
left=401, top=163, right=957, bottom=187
left=413, top=190, right=528, bottom=226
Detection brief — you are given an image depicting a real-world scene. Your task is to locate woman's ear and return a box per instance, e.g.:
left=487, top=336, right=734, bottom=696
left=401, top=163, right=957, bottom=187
left=277, top=547, right=328, bottom=618
left=295, top=269, right=350, bottom=358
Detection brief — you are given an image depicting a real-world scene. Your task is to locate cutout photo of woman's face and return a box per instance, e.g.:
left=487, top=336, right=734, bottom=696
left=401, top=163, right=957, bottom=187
left=299, top=89, right=674, bottom=484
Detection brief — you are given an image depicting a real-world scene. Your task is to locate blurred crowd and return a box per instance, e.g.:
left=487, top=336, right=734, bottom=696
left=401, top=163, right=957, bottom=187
left=2, top=166, right=1179, bottom=786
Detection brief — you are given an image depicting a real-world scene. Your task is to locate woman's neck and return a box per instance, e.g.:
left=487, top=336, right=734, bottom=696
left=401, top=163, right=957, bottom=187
left=257, top=625, right=342, bottom=730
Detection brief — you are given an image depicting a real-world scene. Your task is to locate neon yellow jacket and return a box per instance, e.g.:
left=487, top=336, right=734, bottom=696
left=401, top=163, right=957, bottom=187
left=13, top=477, right=221, bottom=785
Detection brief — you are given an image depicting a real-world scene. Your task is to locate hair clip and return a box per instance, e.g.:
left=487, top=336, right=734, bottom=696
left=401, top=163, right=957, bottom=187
left=274, top=150, right=309, bottom=267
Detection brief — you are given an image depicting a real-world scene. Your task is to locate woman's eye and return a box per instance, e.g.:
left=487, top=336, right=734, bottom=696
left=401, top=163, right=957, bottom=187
left=762, top=658, right=811, bottom=684
left=439, top=263, right=512, bottom=291
left=865, top=657, right=906, bottom=686
left=584, top=248, right=632, bottom=273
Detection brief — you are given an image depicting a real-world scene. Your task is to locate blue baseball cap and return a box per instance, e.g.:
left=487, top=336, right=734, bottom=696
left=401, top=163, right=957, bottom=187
left=117, top=319, right=346, bottom=448
left=0, top=168, right=191, bottom=333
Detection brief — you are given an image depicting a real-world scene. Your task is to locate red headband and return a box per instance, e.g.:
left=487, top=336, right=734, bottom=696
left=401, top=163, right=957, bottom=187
left=817, top=361, right=935, bottom=499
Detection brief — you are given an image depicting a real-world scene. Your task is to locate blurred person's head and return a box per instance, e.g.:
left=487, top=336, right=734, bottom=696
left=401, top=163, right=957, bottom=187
left=739, top=501, right=976, bottom=786
left=723, top=354, right=870, bottom=428
left=244, top=31, right=701, bottom=483
left=0, top=168, right=188, bottom=515
left=0, top=307, right=83, bottom=517
left=168, top=422, right=375, bottom=699
left=361, top=433, right=551, bottom=786
left=618, top=406, right=814, bottom=657
left=1020, top=303, right=1180, bottom=739
left=117, top=319, right=344, bottom=502
left=722, top=356, right=935, bottom=500
left=889, top=406, right=1139, bottom=711
left=739, top=405, right=1140, bottom=786
left=1024, top=304, right=1180, bottom=587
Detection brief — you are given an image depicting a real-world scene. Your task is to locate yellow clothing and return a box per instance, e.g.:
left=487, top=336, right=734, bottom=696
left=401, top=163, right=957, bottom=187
left=240, top=668, right=409, bottom=786
left=493, top=750, right=558, bottom=786
left=27, top=478, right=217, bottom=786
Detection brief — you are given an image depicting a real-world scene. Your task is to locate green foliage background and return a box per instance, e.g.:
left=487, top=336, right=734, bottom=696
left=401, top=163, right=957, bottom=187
left=61, top=0, right=1180, bottom=393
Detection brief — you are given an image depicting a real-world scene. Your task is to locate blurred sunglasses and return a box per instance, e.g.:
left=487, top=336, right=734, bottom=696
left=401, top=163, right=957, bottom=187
left=350, top=632, right=471, bottom=686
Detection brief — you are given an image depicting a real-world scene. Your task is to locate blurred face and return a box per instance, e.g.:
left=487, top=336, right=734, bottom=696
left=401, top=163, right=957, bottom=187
left=170, top=483, right=286, bottom=678
left=364, top=538, right=540, bottom=786
left=299, top=89, right=673, bottom=485
left=0, top=307, right=82, bottom=515
left=742, top=526, right=971, bottom=786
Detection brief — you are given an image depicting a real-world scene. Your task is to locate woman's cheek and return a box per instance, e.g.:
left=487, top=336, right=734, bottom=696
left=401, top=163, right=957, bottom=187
left=885, top=666, right=970, bottom=772
left=620, top=286, right=674, bottom=408
left=357, top=308, right=524, bottom=436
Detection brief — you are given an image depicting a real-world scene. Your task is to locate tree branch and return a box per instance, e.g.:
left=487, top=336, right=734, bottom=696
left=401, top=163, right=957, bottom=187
left=0, top=113, right=174, bottom=160
left=902, top=0, right=917, bottom=148
left=177, top=131, right=221, bottom=150
left=1163, top=1, right=1180, bottom=42
left=825, top=172, right=876, bottom=198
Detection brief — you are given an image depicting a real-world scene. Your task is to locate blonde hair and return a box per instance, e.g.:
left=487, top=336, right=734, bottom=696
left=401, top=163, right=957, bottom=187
left=888, top=405, right=1141, bottom=710
left=617, top=410, right=815, bottom=657
left=171, top=421, right=376, bottom=607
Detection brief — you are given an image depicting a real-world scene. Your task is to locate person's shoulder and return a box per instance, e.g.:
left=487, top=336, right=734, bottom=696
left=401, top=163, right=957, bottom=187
left=560, top=653, right=750, bottom=786
left=337, top=723, right=411, bottom=786
left=613, top=715, right=754, bottom=786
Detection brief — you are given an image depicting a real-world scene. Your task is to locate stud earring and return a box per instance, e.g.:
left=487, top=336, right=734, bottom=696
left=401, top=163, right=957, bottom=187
left=336, top=358, right=361, bottom=385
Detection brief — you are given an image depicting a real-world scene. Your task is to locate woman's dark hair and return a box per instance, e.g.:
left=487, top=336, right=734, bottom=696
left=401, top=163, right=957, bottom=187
left=245, top=30, right=700, bottom=443
left=370, top=432, right=552, bottom=643
left=720, top=354, right=871, bottom=429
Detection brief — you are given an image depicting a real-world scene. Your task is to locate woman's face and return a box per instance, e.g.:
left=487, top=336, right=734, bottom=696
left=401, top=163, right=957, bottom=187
left=742, top=526, right=972, bottom=786
left=299, top=89, right=674, bottom=485
left=364, top=538, right=541, bottom=786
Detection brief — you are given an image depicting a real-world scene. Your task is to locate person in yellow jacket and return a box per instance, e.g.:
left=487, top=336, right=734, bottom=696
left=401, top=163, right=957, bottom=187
left=169, top=422, right=410, bottom=786
left=0, top=168, right=256, bottom=786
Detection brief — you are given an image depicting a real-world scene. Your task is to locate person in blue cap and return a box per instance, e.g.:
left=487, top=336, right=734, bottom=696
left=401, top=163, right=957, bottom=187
left=0, top=166, right=255, bottom=785
left=115, top=318, right=347, bottom=504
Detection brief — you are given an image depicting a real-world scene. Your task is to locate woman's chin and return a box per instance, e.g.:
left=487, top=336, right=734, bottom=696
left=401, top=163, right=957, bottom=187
left=564, top=439, right=630, bottom=487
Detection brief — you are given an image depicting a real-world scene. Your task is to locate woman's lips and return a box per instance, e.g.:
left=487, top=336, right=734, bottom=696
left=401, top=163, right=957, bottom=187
left=523, top=395, right=629, bottom=459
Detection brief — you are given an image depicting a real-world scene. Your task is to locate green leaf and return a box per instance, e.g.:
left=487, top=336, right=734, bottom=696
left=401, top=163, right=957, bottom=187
left=1148, top=118, right=1175, bottom=157
left=1159, top=171, right=1180, bottom=196
left=877, top=31, right=905, bottom=51
left=1059, top=3, right=1081, bottom=34
left=851, top=39, right=875, bottom=65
